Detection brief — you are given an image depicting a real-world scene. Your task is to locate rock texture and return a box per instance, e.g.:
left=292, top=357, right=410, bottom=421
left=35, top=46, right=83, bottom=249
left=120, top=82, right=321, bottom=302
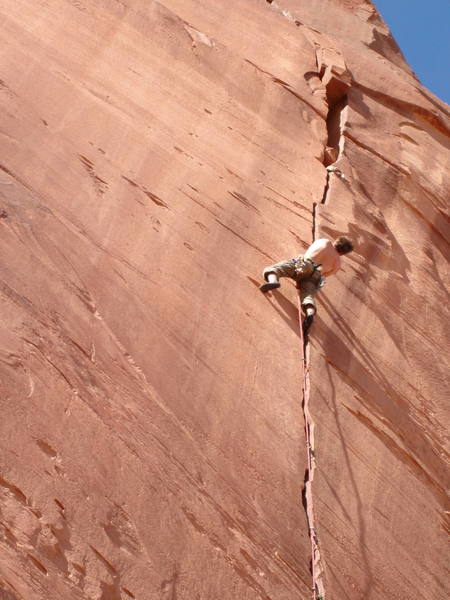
left=0, top=1, right=448, bottom=599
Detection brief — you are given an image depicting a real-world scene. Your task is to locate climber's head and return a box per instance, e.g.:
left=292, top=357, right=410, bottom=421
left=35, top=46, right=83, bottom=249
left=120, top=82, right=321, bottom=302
left=334, top=236, right=354, bottom=255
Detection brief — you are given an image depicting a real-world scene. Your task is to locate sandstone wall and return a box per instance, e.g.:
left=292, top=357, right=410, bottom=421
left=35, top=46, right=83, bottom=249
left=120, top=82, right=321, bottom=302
left=0, top=1, right=448, bottom=599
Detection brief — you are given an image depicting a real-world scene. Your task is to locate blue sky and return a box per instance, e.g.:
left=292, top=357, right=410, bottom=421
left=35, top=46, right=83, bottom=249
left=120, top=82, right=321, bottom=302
left=373, top=0, right=450, bottom=103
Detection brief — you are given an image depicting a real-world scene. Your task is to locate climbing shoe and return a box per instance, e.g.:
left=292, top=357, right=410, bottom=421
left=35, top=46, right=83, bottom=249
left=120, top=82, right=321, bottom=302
left=259, top=281, right=281, bottom=293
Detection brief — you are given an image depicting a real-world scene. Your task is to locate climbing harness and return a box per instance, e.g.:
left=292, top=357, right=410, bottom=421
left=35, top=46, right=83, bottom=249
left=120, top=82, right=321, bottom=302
left=294, top=257, right=321, bottom=282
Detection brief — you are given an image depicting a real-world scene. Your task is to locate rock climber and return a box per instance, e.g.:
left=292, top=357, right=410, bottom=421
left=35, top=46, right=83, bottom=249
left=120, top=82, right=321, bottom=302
left=260, top=236, right=354, bottom=333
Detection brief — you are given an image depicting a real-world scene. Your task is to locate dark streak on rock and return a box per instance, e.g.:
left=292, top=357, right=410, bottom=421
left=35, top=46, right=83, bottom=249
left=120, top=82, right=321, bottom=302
left=122, top=175, right=169, bottom=208
left=54, top=498, right=65, bottom=511
left=89, top=545, right=117, bottom=575
left=245, top=59, right=325, bottom=119
left=0, top=477, right=27, bottom=504
left=78, top=155, right=108, bottom=194
left=214, top=219, right=273, bottom=261
left=228, top=191, right=260, bottom=213
left=264, top=195, right=310, bottom=222
left=36, top=439, right=57, bottom=459
left=122, top=175, right=139, bottom=188
left=28, top=555, right=48, bottom=575
left=143, top=189, right=168, bottom=208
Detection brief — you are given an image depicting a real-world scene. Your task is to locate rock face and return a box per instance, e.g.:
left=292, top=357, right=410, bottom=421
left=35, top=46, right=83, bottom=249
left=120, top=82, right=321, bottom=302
left=0, top=1, right=448, bottom=599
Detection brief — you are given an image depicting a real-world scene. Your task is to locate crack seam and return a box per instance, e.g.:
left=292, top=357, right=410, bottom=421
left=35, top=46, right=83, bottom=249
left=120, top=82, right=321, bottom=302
left=300, top=70, right=351, bottom=600
left=300, top=339, right=326, bottom=600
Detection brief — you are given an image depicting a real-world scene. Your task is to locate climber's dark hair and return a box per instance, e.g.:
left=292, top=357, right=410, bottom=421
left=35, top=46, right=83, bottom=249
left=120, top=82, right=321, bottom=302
left=334, top=236, right=354, bottom=255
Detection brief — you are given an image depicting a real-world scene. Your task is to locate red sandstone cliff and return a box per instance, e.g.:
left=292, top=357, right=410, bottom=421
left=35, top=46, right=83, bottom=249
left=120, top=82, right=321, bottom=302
left=0, top=1, right=448, bottom=599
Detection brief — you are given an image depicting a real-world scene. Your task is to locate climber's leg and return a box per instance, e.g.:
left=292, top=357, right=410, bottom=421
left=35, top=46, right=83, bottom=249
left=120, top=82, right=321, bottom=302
left=302, top=306, right=316, bottom=335
left=260, top=272, right=281, bottom=293
left=298, top=278, right=319, bottom=334
left=260, top=258, right=297, bottom=293
left=299, top=278, right=319, bottom=313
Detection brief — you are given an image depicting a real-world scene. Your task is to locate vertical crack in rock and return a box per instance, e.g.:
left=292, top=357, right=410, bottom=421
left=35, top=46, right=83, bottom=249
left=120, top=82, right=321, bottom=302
left=301, top=73, right=350, bottom=600
left=311, top=202, right=318, bottom=241
left=300, top=341, right=326, bottom=600
left=300, top=215, right=325, bottom=597
left=320, top=173, right=330, bottom=206
left=322, top=93, right=348, bottom=206
left=324, top=95, right=348, bottom=167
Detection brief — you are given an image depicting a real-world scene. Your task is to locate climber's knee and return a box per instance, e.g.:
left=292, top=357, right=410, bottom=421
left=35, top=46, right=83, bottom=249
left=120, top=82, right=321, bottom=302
left=262, top=258, right=297, bottom=281
left=301, top=296, right=316, bottom=314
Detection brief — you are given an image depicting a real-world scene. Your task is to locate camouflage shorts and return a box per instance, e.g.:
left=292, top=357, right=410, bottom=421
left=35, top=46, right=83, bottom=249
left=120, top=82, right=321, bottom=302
left=262, top=256, right=322, bottom=311
left=263, top=256, right=320, bottom=281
